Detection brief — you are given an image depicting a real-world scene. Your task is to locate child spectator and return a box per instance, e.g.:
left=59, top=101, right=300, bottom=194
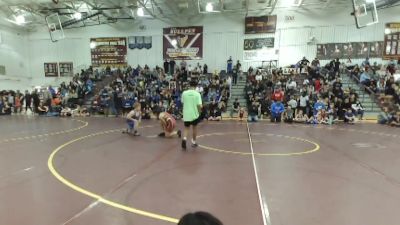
left=344, top=109, right=355, bottom=124
left=270, top=100, right=285, bottom=123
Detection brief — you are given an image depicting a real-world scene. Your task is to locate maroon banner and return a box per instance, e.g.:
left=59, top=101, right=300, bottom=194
left=90, top=37, right=127, bottom=67
left=163, top=26, right=203, bottom=60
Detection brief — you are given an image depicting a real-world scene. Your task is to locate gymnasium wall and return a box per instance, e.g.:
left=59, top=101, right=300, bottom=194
left=23, top=6, right=400, bottom=87
left=0, top=26, right=30, bottom=90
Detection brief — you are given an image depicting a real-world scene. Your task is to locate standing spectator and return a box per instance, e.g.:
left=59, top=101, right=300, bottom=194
left=362, top=57, right=370, bottom=68
left=24, top=90, right=32, bottom=113
left=32, top=90, right=40, bottom=113
left=180, top=60, right=187, bottom=71
left=236, top=60, right=242, bottom=72
left=203, top=64, right=208, bottom=74
left=334, top=58, right=341, bottom=74
left=163, top=59, right=169, bottom=74
left=169, top=59, right=176, bottom=75
left=232, top=65, right=238, bottom=85
left=227, top=56, right=233, bottom=74
left=299, top=56, right=310, bottom=73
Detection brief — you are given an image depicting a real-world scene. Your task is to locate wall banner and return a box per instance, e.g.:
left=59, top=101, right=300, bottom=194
left=128, top=36, right=152, bottom=49
left=244, top=38, right=275, bottom=50
left=90, top=37, right=127, bottom=67
left=316, top=42, right=384, bottom=60
left=383, top=23, right=400, bottom=59
left=163, top=26, right=203, bottom=60
left=44, top=63, right=58, bottom=77
left=243, top=49, right=278, bottom=61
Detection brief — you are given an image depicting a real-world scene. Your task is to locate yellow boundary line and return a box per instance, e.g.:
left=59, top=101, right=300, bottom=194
left=198, top=132, right=320, bottom=156
left=0, top=119, right=88, bottom=144
left=47, top=126, right=180, bottom=224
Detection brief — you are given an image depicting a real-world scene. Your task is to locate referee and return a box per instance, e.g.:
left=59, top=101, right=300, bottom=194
left=181, top=79, right=203, bottom=150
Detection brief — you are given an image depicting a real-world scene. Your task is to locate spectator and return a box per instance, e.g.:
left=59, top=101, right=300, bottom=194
left=360, top=68, right=371, bottom=86
left=344, top=108, right=355, bottom=124
left=231, top=98, right=240, bottom=118
left=351, top=101, right=364, bottom=120
left=248, top=100, right=259, bottom=122
left=270, top=100, right=285, bottom=123
left=178, top=212, right=223, bottom=225
left=227, top=56, right=233, bottom=74
left=284, top=106, right=294, bottom=123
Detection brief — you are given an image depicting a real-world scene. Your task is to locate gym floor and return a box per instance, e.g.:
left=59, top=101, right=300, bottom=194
left=0, top=116, right=399, bottom=225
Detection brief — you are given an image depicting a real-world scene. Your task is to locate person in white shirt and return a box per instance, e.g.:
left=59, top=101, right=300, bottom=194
left=287, top=96, right=298, bottom=109
left=299, top=92, right=309, bottom=114
left=286, top=80, right=297, bottom=90
left=196, top=84, right=204, bottom=95
left=255, top=73, right=263, bottom=82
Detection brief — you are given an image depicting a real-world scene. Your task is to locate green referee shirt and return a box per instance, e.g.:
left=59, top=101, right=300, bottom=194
left=181, top=89, right=202, bottom=122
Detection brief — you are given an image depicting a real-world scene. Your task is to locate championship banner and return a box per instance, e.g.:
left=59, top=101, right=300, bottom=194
left=244, top=38, right=275, bottom=50
left=245, top=15, right=277, bottom=34
left=383, top=23, right=400, bottom=59
left=128, top=36, right=152, bottom=49
left=90, top=37, right=127, bottom=67
left=163, top=26, right=203, bottom=60
left=316, top=41, right=383, bottom=60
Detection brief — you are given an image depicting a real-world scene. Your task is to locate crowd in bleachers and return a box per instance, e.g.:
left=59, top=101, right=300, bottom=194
left=348, top=58, right=400, bottom=126
left=1, top=56, right=399, bottom=127
left=242, top=57, right=370, bottom=124
left=0, top=62, right=232, bottom=121
left=0, top=68, right=94, bottom=116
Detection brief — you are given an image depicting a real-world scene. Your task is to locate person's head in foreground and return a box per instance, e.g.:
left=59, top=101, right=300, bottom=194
left=178, top=212, right=223, bottom=225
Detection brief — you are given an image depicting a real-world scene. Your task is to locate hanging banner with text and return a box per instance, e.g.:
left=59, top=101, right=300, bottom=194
left=245, top=15, right=277, bottom=34
left=243, top=38, right=277, bottom=61
left=243, top=49, right=278, bottom=61
left=244, top=38, right=275, bottom=50
left=90, top=37, right=127, bottom=67
left=383, top=23, right=400, bottom=59
left=316, top=41, right=384, bottom=60
left=163, top=26, right=203, bottom=60
left=128, top=36, right=152, bottom=49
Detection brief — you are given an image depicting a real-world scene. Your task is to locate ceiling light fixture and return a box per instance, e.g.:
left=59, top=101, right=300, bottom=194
left=73, top=12, right=82, bottom=20
left=137, top=7, right=144, bottom=17
left=205, top=2, right=213, bottom=12
left=15, top=15, right=25, bottom=25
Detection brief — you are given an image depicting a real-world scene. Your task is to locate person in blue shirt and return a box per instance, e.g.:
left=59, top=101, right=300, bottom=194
left=227, top=56, right=233, bottom=74
left=270, top=100, right=285, bottom=122
left=313, top=99, right=325, bottom=115
left=360, top=69, right=371, bottom=86
left=361, top=57, right=370, bottom=68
